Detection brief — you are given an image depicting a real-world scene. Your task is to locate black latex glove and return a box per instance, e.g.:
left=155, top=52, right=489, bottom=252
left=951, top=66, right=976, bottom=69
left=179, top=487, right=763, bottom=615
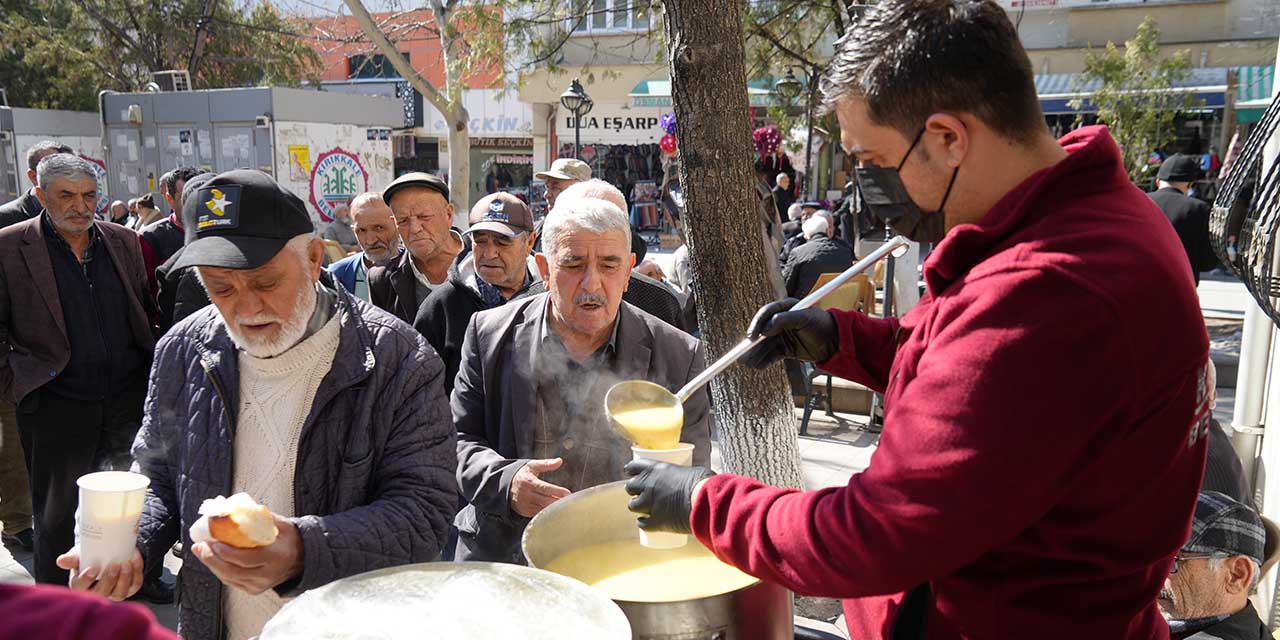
left=623, top=459, right=716, bottom=534
left=740, top=298, right=839, bottom=369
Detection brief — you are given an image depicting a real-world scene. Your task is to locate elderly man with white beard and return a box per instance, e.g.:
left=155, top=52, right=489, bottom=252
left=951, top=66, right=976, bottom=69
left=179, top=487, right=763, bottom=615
left=56, top=170, right=458, bottom=640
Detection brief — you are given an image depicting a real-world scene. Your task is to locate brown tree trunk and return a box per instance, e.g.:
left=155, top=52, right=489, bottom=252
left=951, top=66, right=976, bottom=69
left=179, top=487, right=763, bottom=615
left=661, top=0, right=803, bottom=488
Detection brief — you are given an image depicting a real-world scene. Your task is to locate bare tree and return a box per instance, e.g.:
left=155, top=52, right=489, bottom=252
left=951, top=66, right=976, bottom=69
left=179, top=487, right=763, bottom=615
left=341, top=0, right=473, bottom=216
left=661, top=0, right=803, bottom=487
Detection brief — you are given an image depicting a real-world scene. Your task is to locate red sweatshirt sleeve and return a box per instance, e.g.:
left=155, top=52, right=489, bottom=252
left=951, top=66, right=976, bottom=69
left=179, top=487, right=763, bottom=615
left=691, top=268, right=1147, bottom=598
left=817, top=309, right=900, bottom=393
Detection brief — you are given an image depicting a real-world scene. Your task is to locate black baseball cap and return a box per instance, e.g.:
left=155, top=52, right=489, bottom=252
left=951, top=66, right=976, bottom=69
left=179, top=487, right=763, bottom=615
left=383, top=172, right=450, bottom=206
left=171, top=169, right=315, bottom=271
left=180, top=172, right=217, bottom=245
left=1157, top=154, right=1203, bottom=182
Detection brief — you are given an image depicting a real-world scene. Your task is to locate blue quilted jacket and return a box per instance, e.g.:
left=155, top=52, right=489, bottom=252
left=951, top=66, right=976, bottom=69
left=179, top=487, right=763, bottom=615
left=130, top=283, right=457, bottom=639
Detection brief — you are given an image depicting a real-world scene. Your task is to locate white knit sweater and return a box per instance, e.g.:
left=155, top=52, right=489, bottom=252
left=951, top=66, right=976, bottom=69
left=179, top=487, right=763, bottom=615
left=224, top=315, right=341, bottom=640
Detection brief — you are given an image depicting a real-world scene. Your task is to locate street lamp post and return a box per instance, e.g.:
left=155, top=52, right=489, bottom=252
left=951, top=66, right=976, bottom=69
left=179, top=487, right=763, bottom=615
left=560, top=77, right=594, bottom=158
left=775, top=66, right=817, bottom=198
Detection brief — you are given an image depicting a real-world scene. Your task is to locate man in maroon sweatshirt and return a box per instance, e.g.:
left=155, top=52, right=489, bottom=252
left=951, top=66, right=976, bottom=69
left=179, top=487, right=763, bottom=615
left=624, top=1, right=1211, bottom=638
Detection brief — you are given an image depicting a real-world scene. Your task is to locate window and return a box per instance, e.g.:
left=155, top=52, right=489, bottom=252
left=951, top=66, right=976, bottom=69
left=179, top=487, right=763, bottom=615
left=347, top=53, right=404, bottom=79
left=572, top=0, right=651, bottom=33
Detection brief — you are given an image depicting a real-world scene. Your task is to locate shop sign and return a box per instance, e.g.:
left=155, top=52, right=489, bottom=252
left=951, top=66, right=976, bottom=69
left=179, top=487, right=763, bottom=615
left=472, top=137, right=534, bottom=149
left=493, top=154, right=532, bottom=165
left=309, top=147, right=368, bottom=222
left=565, top=114, right=662, bottom=132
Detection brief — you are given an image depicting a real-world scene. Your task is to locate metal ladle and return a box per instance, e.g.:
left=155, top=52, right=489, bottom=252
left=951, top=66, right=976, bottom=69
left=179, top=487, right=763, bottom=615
left=605, top=235, right=912, bottom=441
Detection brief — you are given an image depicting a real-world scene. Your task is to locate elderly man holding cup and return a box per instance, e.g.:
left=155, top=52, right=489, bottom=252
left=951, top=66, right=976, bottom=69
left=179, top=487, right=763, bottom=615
left=58, top=170, right=458, bottom=640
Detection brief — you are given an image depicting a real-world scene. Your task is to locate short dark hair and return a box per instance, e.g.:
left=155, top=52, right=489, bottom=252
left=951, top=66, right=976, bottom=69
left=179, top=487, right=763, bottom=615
left=162, top=166, right=203, bottom=198
left=819, top=0, right=1046, bottom=143
left=26, top=140, right=73, bottom=173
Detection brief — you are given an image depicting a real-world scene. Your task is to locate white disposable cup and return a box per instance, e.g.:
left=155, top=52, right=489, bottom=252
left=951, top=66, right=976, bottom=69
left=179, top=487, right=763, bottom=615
left=631, top=443, right=695, bottom=549
left=76, top=471, right=150, bottom=570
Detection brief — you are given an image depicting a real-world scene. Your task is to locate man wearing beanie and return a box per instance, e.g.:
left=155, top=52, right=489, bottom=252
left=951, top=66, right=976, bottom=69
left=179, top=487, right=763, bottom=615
left=1150, top=153, right=1218, bottom=285
left=1160, top=491, right=1270, bottom=639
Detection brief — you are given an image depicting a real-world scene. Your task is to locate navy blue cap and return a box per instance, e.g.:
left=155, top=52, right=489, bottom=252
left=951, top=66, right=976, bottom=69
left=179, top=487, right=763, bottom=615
left=172, top=169, right=314, bottom=271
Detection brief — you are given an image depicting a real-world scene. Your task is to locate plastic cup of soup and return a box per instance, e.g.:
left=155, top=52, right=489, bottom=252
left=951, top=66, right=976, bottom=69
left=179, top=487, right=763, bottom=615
left=76, top=471, right=150, bottom=569
left=630, top=443, right=695, bottom=549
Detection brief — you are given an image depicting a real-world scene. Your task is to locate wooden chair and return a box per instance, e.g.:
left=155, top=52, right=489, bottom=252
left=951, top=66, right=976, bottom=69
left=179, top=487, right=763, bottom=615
left=798, top=272, right=872, bottom=435
left=322, top=239, right=346, bottom=264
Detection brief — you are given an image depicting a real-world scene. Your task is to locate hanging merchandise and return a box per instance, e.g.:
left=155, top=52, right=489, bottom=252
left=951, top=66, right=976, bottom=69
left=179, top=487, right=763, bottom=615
left=660, top=134, right=678, bottom=156
left=753, top=125, right=782, bottom=158
left=783, top=126, right=809, bottom=174
left=660, top=112, right=677, bottom=136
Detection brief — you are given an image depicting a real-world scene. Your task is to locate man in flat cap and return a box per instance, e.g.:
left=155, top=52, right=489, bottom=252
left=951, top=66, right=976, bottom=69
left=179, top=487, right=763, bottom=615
left=414, top=192, right=539, bottom=395
left=58, top=170, right=457, bottom=640
left=1150, top=153, right=1219, bottom=285
left=370, top=173, right=463, bottom=324
left=1160, top=491, right=1270, bottom=639
left=534, top=158, right=592, bottom=211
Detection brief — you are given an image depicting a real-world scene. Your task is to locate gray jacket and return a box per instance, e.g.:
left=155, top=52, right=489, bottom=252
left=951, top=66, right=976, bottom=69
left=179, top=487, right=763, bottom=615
left=452, top=294, right=711, bottom=563
left=131, top=284, right=457, bottom=640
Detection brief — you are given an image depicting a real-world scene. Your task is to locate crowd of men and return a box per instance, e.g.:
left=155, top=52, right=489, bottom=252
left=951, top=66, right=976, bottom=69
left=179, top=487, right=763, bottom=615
left=0, top=133, right=712, bottom=639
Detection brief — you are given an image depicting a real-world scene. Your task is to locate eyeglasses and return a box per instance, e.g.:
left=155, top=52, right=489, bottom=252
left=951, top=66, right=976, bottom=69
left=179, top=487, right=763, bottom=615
left=1170, top=552, right=1229, bottom=574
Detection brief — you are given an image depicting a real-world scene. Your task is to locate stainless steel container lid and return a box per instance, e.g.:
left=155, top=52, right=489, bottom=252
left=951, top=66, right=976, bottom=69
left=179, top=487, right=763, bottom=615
left=259, top=561, right=632, bottom=639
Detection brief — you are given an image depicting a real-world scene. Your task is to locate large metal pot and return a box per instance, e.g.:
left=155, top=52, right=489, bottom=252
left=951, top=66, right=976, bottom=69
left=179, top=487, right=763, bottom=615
left=258, top=561, right=631, bottom=639
left=524, top=481, right=794, bottom=640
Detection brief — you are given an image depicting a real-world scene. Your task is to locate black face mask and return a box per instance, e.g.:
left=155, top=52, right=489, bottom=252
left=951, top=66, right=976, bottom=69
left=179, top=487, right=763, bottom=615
left=855, top=129, right=959, bottom=243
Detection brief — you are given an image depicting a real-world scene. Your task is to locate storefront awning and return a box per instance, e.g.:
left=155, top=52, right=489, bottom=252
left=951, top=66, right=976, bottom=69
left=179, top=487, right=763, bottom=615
left=1235, top=66, right=1275, bottom=124
left=1036, top=67, right=1229, bottom=114
left=630, top=79, right=785, bottom=109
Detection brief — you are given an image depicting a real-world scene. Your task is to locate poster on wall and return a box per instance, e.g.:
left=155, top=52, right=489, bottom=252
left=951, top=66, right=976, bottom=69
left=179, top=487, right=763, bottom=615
left=309, top=147, right=368, bottom=222
left=289, top=145, right=311, bottom=181
left=79, top=154, right=110, bottom=215
left=273, top=122, right=393, bottom=223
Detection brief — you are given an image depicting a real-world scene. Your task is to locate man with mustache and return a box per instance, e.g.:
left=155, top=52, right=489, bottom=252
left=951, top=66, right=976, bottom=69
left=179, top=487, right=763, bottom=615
left=451, top=195, right=711, bottom=563
left=369, top=173, right=463, bottom=324
left=58, top=170, right=458, bottom=640
left=328, top=192, right=402, bottom=303
left=1159, top=491, right=1269, bottom=639
left=413, top=192, right=539, bottom=395
left=0, top=153, right=157, bottom=587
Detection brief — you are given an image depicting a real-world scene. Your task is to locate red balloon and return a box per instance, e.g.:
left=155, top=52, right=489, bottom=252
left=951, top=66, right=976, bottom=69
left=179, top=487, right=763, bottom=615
left=660, top=134, right=678, bottom=155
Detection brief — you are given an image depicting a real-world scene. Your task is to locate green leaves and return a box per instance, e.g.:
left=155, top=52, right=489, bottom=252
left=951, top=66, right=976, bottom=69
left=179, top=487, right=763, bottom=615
left=1072, top=16, right=1199, bottom=184
left=0, top=0, right=322, bottom=110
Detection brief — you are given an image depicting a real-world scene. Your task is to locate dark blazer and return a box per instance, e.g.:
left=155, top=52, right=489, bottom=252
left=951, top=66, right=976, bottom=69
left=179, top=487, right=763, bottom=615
left=0, top=216, right=156, bottom=404
left=0, top=190, right=43, bottom=229
left=783, top=234, right=855, bottom=298
left=452, top=294, right=711, bottom=563
left=368, top=250, right=420, bottom=325
left=1149, top=187, right=1218, bottom=285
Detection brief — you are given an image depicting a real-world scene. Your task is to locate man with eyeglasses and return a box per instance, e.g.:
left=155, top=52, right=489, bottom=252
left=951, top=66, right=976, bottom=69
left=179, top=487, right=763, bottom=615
left=369, top=173, right=463, bottom=324
left=1161, top=491, right=1269, bottom=639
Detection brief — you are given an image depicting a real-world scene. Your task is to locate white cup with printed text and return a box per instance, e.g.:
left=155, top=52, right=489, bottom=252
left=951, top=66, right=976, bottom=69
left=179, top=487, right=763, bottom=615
left=76, top=471, right=150, bottom=569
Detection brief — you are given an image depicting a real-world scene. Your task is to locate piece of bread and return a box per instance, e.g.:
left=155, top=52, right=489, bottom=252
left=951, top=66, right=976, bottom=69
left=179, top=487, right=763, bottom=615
left=193, top=493, right=278, bottom=549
